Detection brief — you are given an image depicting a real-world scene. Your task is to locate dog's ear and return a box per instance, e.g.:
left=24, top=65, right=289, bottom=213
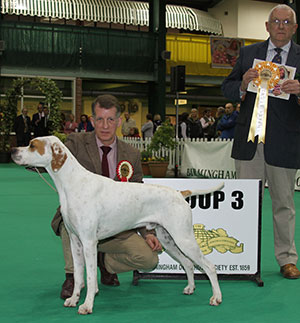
left=51, top=142, right=67, bottom=172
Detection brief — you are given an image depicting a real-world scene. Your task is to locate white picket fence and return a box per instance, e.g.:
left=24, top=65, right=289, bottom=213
left=121, top=137, right=232, bottom=170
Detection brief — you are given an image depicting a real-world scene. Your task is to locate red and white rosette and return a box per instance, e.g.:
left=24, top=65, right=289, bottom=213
left=116, top=160, right=134, bottom=182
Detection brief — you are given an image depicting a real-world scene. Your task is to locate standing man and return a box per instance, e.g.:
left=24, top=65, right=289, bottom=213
left=121, top=112, right=136, bottom=137
left=188, top=107, right=203, bottom=139
left=200, top=108, right=215, bottom=140
left=51, top=95, right=161, bottom=299
left=32, top=102, right=45, bottom=138
left=217, top=103, right=238, bottom=139
left=14, top=108, right=31, bottom=146
left=222, top=4, right=300, bottom=279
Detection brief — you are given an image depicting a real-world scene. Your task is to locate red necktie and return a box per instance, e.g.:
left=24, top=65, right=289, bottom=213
left=101, top=146, right=111, bottom=177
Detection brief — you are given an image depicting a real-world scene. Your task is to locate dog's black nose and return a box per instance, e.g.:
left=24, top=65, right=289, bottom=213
left=11, top=148, right=17, bottom=155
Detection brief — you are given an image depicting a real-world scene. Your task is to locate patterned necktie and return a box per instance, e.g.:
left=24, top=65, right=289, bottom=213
left=272, top=48, right=282, bottom=64
left=101, top=146, right=111, bottom=177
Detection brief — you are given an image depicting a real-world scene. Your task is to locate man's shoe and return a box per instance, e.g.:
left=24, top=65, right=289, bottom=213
left=280, top=264, right=300, bottom=279
left=97, top=252, right=120, bottom=286
left=60, top=273, right=74, bottom=299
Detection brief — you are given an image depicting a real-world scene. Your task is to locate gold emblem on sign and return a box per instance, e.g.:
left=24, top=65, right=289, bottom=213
left=193, top=224, right=244, bottom=255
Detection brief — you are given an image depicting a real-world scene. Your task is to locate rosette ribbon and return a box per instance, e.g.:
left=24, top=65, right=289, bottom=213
left=247, top=61, right=280, bottom=143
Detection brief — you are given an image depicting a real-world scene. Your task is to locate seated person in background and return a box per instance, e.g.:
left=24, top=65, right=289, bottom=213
left=51, top=94, right=162, bottom=299
left=64, top=113, right=78, bottom=134
left=128, top=127, right=141, bottom=138
left=77, top=114, right=94, bottom=132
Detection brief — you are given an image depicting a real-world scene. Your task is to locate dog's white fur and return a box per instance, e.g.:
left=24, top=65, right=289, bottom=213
left=11, top=136, right=223, bottom=314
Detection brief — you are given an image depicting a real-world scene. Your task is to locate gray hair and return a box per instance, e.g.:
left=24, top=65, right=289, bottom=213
left=91, top=94, right=121, bottom=118
left=268, top=4, right=297, bottom=24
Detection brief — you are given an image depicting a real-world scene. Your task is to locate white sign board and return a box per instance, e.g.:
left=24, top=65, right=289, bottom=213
left=144, top=178, right=261, bottom=275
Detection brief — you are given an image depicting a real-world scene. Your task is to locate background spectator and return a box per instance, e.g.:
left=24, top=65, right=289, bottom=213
left=121, top=112, right=136, bottom=137
left=141, top=113, right=154, bottom=139
left=78, top=114, right=94, bottom=132
left=178, top=112, right=189, bottom=139
left=188, top=108, right=203, bottom=139
left=214, top=106, right=226, bottom=138
left=217, top=103, right=238, bottom=139
left=153, top=114, right=162, bottom=133
left=14, top=107, right=31, bottom=146
left=200, top=108, right=215, bottom=140
left=128, top=127, right=141, bottom=138
left=64, top=113, right=78, bottom=134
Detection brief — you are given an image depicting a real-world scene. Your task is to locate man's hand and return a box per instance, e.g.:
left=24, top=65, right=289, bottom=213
left=145, top=234, right=162, bottom=252
left=280, top=80, right=300, bottom=95
left=241, top=68, right=259, bottom=91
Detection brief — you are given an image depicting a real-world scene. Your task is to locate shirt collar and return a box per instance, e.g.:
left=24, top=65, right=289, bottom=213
left=268, top=39, right=291, bottom=54
left=95, top=135, right=117, bottom=150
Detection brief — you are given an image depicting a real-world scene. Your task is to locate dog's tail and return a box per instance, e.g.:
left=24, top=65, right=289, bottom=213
left=180, top=182, right=224, bottom=198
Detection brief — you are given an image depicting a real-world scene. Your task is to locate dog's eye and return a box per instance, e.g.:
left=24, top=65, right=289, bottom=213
left=29, top=143, right=35, bottom=149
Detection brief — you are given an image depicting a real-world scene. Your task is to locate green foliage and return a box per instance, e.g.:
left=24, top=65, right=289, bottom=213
left=0, top=77, right=63, bottom=151
left=141, top=149, right=151, bottom=162
left=148, top=120, right=176, bottom=152
left=141, top=120, right=176, bottom=162
left=53, top=131, right=67, bottom=143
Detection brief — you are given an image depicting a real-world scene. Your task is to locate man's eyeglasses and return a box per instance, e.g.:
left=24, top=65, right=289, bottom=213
left=270, top=19, right=293, bottom=26
left=95, top=117, right=118, bottom=125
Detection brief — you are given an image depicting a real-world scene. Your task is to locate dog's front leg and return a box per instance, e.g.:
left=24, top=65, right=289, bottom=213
left=78, top=240, right=98, bottom=315
left=64, top=233, right=85, bottom=308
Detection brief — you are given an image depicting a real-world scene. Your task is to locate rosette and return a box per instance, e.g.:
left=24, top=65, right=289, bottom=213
left=248, top=61, right=280, bottom=143
left=116, top=160, right=134, bottom=182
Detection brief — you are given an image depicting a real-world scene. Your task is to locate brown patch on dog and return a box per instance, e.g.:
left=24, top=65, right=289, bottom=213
left=29, top=139, right=45, bottom=155
left=180, top=190, right=192, bottom=198
left=51, top=142, right=67, bottom=172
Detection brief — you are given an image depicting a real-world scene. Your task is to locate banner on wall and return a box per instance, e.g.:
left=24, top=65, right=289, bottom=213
left=181, top=140, right=236, bottom=179
left=210, top=37, right=244, bottom=68
left=133, top=178, right=262, bottom=285
left=180, top=140, right=300, bottom=190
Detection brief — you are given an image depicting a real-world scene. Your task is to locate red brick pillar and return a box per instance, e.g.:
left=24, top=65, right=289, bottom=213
left=75, top=78, right=82, bottom=123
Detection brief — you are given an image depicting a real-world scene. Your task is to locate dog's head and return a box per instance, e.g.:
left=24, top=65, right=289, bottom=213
left=11, top=136, right=67, bottom=172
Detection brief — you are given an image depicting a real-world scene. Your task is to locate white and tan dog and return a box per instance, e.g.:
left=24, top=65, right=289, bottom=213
left=11, top=136, right=223, bottom=314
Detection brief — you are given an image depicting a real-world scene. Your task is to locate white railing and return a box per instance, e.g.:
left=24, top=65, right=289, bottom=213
left=121, top=137, right=232, bottom=170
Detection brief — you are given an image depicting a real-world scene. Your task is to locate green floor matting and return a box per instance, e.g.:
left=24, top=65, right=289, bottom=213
left=1, top=163, right=300, bottom=323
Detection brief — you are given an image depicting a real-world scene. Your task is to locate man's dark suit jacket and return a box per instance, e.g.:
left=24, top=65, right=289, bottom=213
left=51, top=131, right=146, bottom=239
left=222, top=39, right=300, bottom=169
left=14, top=114, right=31, bottom=145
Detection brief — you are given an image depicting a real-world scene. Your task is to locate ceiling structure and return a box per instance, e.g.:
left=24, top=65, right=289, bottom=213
left=97, top=0, right=287, bottom=107
left=133, top=0, right=285, bottom=11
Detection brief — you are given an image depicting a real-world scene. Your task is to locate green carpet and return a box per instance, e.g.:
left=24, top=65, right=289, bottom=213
left=1, top=163, right=300, bottom=323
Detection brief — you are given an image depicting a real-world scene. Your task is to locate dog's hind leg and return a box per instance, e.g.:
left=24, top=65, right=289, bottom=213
left=171, top=232, right=222, bottom=306
left=155, top=225, right=196, bottom=295
left=64, top=233, right=85, bottom=308
left=78, top=240, right=98, bottom=315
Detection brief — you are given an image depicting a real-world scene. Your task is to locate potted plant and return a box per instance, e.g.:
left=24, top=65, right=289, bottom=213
left=141, top=149, right=152, bottom=176
left=147, top=120, right=176, bottom=178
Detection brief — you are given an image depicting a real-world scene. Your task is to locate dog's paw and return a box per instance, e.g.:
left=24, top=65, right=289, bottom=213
left=183, top=285, right=195, bottom=295
left=78, top=303, right=93, bottom=315
left=209, top=294, right=222, bottom=306
left=64, top=296, right=79, bottom=308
